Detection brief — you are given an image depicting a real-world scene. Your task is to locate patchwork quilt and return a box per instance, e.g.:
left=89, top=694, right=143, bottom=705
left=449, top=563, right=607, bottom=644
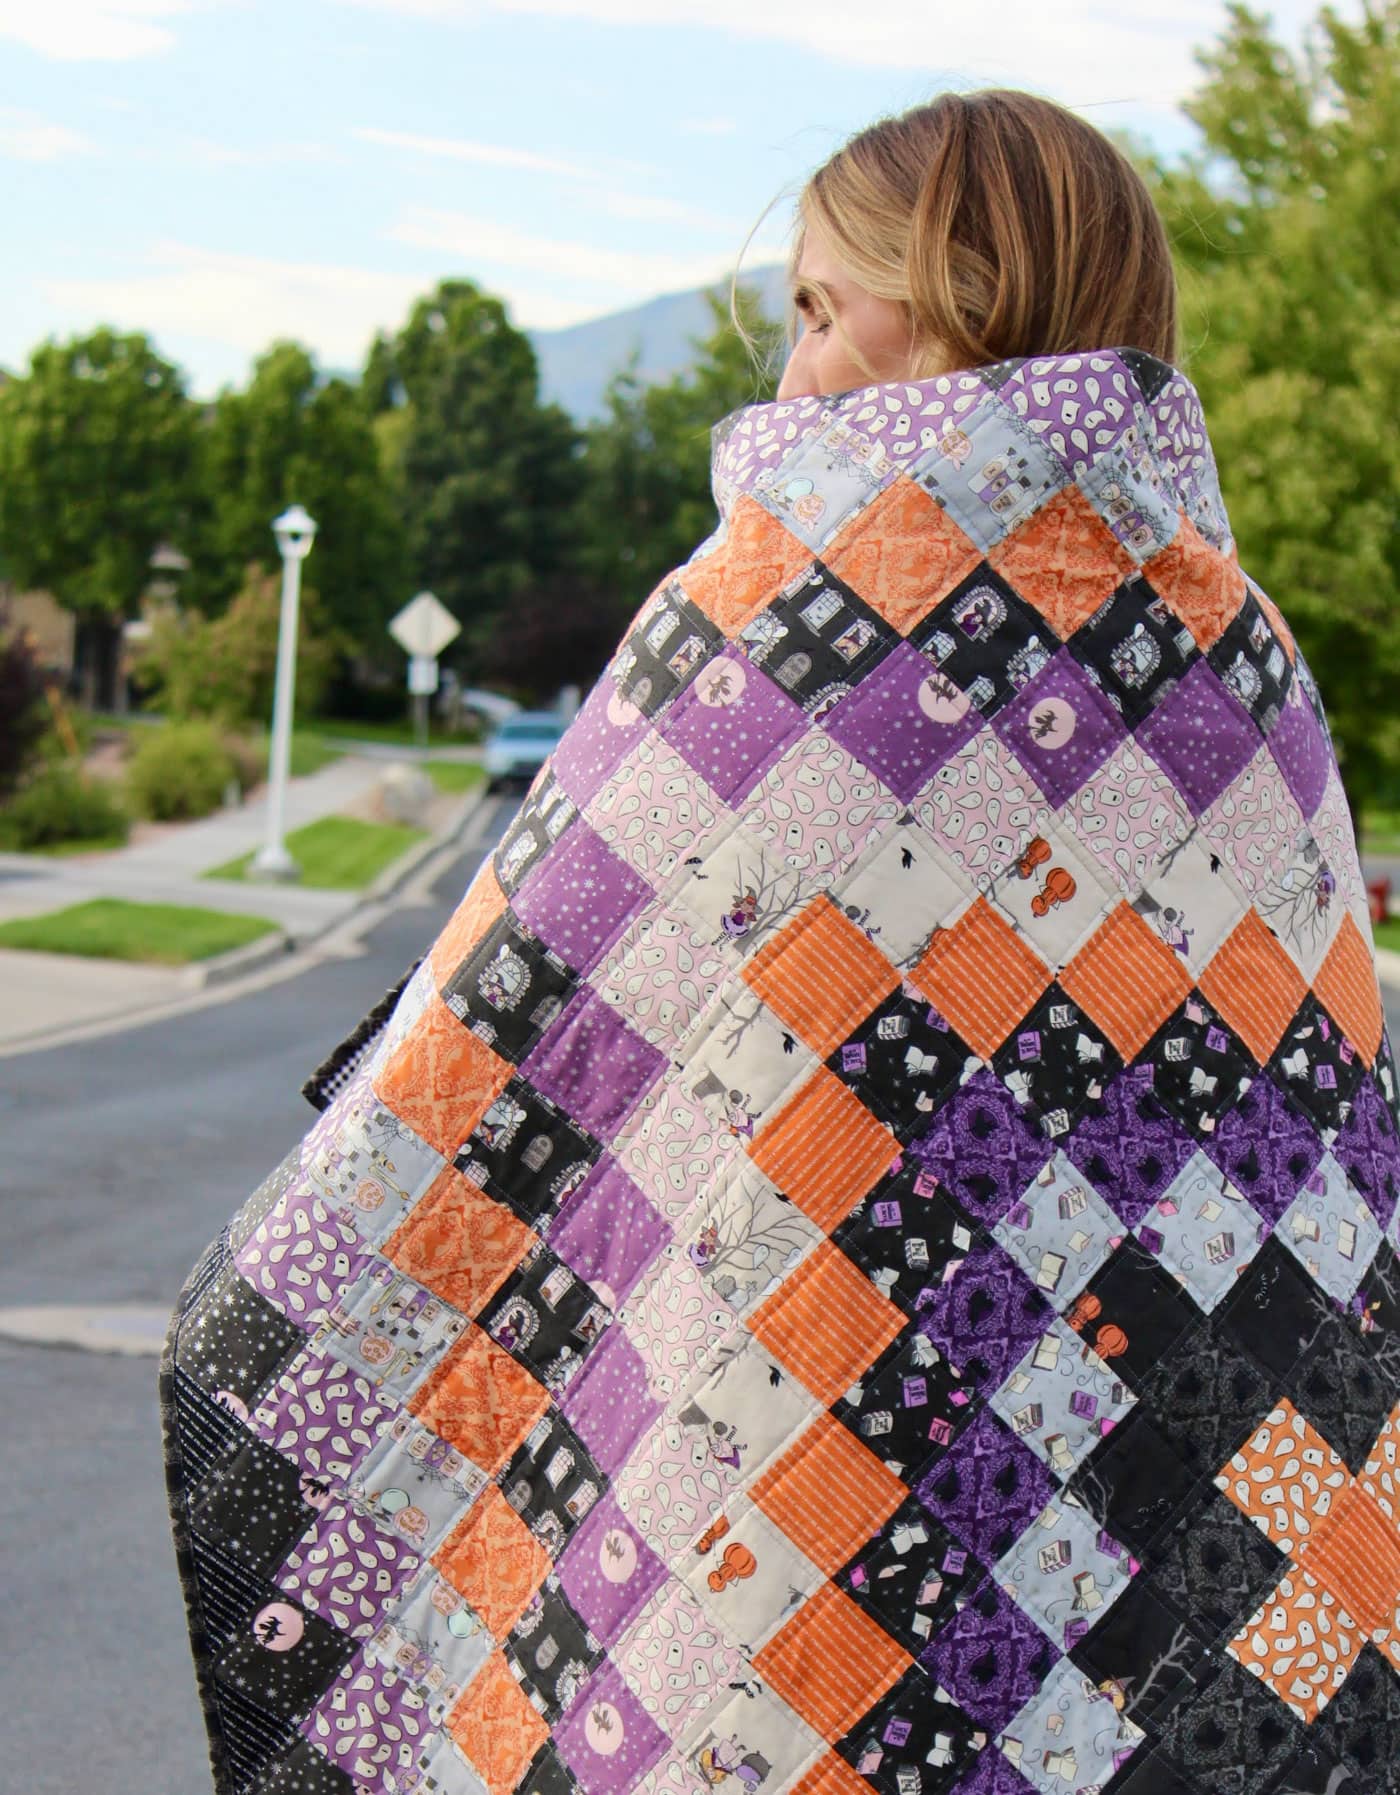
left=161, top=345, right=1400, bottom=1795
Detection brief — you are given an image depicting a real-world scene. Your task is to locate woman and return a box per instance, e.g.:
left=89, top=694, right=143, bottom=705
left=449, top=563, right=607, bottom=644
left=161, top=90, right=1400, bottom=1795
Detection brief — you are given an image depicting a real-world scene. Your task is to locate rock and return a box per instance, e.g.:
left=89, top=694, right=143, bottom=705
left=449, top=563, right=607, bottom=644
left=375, top=764, right=436, bottom=827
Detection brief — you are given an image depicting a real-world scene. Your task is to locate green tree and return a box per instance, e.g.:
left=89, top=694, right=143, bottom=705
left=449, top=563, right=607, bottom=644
left=191, top=341, right=405, bottom=667
left=365, top=280, right=581, bottom=662
left=1145, top=0, right=1400, bottom=833
left=0, top=328, right=197, bottom=707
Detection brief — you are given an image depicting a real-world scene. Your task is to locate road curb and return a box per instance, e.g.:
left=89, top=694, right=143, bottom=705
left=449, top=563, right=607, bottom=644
left=180, top=928, right=295, bottom=991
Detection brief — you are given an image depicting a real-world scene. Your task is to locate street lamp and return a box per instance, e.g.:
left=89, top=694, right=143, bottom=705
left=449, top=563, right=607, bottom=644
left=251, top=503, right=317, bottom=881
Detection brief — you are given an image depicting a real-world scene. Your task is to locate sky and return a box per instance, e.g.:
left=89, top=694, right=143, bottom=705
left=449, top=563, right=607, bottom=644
left=0, top=0, right=1348, bottom=399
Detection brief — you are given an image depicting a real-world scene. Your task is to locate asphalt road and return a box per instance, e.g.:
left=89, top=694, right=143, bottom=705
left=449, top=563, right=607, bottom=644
left=3, top=802, right=1399, bottom=1795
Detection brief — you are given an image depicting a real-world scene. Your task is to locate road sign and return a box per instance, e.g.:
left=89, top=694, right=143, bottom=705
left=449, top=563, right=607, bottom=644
left=389, top=590, right=460, bottom=659
left=408, top=655, right=439, bottom=696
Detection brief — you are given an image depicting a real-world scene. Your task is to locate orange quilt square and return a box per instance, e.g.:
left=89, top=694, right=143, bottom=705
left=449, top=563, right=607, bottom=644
left=408, top=1324, right=550, bottom=1474
left=1313, top=910, right=1385, bottom=1065
left=1198, top=908, right=1309, bottom=1065
left=749, top=1066, right=899, bottom=1234
left=987, top=484, right=1136, bottom=638
left=742, top=893, right=901, bottom=1058
left=1304, top=1480, right=1400, bottom=1635
left=679, top=494, right=812, bottom=636
left=907, top=896, right=1051, bottom=1061
left=750, top=1411, right=907, bottom=1577
left=385, top=1164, right=536, bottom=1320
left=824, top=478, right=981, bottom=635
left=433, top=1483, right=551, bottom=1638
left=753, top=1579, right=912, bottom=1743
left=791, top=1752, right=876, bottom=1795
left=748, top=1239, right=905, bottom=1406
left=429, top=859, right=509, bottom=985
left=1141, top=512, right=1248, bottom=651
left=446, top=1649, right=550, bottom=1795
left=1227, top=1567, right=1363, bottom=1724
left=374, top=994, right=514, bottom=1160
left=1060, top=901, right=1194, bottom=1060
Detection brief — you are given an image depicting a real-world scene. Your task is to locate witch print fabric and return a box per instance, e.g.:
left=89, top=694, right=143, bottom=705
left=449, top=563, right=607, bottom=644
left=160, top=345, right=1400, bottom=1795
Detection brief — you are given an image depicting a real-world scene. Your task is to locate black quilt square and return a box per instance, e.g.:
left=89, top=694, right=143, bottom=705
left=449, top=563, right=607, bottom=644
left=1070, top=1577, right=1213, bottom=1729
left=1120, top=349, right=1175, bottom=404
left=1138, top=993, right=1255, bottom=1141
left=1066, top=1237, right=1201, bottom=1390
left=1145, top=1480, right=1285, bottom=1642
left=835, top=1491, right=984, bottom=1655
left=1068, top=1408, right=1201, bottom=1557
left=1356, top=1236, right=1400, bottom=1350
left=505, top=1573, right=604, bottom=1721
left=454, top=1076, right=600, bottom=1229
left=247, top=1736, right=355, bottom=1794
left=992, top=984, right=1122, bottom=1140
left=831, top=1329, right=978, bottom=1485
left=835, top=1661, right=983, bottom=1795
left=611, top=575, right=722, bottom=717
left=187, top=1432, right=317, bottom=1579
left=176, top=1260, right=309, bottom=1409
left=1153, top=1650, right=1303, bottom=1795
left=1207, top=588, right=1293, bottom=736
left=1068, top=575, right=1199, bottom=726
left=442, top=912, right=575, bottom=1063
left=1281, top=1307, right=1397, bottom=1472
left=500, top=1408, right=608, bottom=1561
left=1216, top=1235, right=1333, bottom=1384
left=735, top=560, right=896, bottom=713
left=1133, top=1315, right=1274, bottom=1477
left=906, top=562, right=1056, bottom=721
left=518, top=1743, right=583, bottom=1795
left=213, top=1592, right=354, bottom=1719
left=1266, top=993, right=1368, bottom=1138
left=835, top=1166, right=983, bottom=1316
left=492, top=770, right=583, bottom=899
left=826, top=987, right=971, bottom=1144
left=1313, top=1643, right=1400, bottom=1793
left=481, top=1238, right=612, bottom=1394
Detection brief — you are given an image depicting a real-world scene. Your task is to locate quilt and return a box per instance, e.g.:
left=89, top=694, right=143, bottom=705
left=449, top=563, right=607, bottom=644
left=161, top=345, right=1400, bottom=1795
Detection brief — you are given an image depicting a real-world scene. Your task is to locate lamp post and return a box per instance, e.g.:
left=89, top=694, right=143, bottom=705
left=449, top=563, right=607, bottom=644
left=251, top=504, right=317, bottom=881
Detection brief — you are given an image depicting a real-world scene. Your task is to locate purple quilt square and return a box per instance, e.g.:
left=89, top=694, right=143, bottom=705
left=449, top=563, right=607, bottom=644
left=998, top=351, right=1137, bottom=479
left=1064, top=1066, right=1197, bottom=1229
left=824, top=639, right=984, bottom=803
left=1268, top=687, right=1332, bottom=821
left=552, top=667, right=652, bottom=809
left=303, top=1650, right=439, bottom=1779
left=277, top=1497, right=421, bottom=1638
left=251, top=1355, right=396, bottom=1487
left=1202, top=1075, right=1324, bottom=1229
left=846, top=372, right=995, bottom=464
left=555, top=1656, right=671, bottom=1795
left=513, top=821, right=653, bottom=977
left=910, top=1068, right=1054, bottom=1226
left=994, top=648, right=1125, bottom=809
left=1136, top=658, right=1262, bottom=818
left=548, top=1155, right=671, bottom=1309
left=659, top=648, right=804, bottom=805
left=916, top=1238, right=1052, bottom=1394
left=1332, top=1073, right=1400, bottom=1232
left=915, top=1406, right=1057, bottom=1561
left=919, top=1574, right=1057, bottom=1733
left=561, top=1326, right=662, bottom=1477
left=234, top=1185, right=374, bottom=1329
left=556, top=1494, right=669, bottom=1645
left=521, top=987, right=667, bottom=1143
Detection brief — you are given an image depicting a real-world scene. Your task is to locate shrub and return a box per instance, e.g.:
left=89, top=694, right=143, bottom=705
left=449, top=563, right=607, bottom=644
left=0, top=605, right=47, bottom=800
left=126, top=720, right=238, bottom=821
left=0, top=762, right=130, bottom=850
left=220, top=730, right=266, bottom=797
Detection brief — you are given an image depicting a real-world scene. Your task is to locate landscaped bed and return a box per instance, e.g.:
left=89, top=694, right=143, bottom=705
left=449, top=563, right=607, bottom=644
left=0, top=898, right=280, bottom=965
left=204, top=815, right=427, bottom=890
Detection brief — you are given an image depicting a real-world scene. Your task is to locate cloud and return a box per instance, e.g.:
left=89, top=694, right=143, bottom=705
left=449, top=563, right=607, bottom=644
left=0, top=108, right=94, bottom=160
left=0, top=0, right=194, bottom=61
left=354, top=126, right=594, bottom=180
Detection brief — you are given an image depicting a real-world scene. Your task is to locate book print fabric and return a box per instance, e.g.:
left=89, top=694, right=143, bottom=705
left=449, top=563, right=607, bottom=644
left=161, top=346, right=1400, bottom=1795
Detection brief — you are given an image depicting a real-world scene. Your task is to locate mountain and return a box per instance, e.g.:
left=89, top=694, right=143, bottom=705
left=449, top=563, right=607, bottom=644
left=528, top=261, right=789, bottom=421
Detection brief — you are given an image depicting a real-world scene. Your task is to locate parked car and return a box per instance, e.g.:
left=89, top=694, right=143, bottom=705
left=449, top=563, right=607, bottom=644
left=483, top=709, right=567, bottom=792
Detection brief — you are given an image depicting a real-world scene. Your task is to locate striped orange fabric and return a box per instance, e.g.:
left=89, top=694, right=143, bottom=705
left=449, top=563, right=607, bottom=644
left=749, top=1066, right=899, bottom=1234
left=907, top=896, right=1052, bottom=1061
left=987, top=483, right=1135, bottom=639
left=749, top=1240, right=906, bottom=1408
left=1303, top=1481, right=1400, bottom=1635
left=1314, top=909, right=1385, bottom=1064
left=447, top=1649, right=550, bottom=1795
left=433, top=1484, right=551, bottom=1639
left=790, top=1750, right=880, bottom=1795
left=374, top=993, right=514, bottom=1159
left=754, top=1580, right=913, bottom=1743
left=1197, top=907, right=1308, bottom=1065
left=1061, top=900, right=1194, bottom=1060
left=742, top=893, right=902, bottom=1058
left=824, top=478, right=981, bottom=636
left=750, top=1411, right=907, bottom=1577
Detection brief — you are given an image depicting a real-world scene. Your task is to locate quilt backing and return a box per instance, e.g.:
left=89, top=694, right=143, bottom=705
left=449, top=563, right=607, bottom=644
left=161, top=346, right=1400, bottom=1795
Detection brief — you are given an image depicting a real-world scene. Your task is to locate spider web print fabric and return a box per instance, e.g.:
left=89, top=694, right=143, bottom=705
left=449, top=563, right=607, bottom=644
left=161, top=346, right=1400, bottom=1795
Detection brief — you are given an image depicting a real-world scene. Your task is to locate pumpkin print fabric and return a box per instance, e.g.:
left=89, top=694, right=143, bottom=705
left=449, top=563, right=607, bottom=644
left=161, top=347, right=1400, bottom=1795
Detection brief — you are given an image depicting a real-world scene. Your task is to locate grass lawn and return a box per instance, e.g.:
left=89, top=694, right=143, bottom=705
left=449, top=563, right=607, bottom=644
left=425, top=759, right=487, bottom=795
left=315, top=717, right=482, bottom=748
left=1375, top=917, right=1400, bottom=953
left=205, top=814, right=427, bottom=890
left=0, top=898, right=279, bottom=964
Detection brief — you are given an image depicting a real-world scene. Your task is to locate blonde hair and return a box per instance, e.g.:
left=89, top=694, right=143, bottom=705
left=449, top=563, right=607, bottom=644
left=734, top=89, right=1179, bottom=383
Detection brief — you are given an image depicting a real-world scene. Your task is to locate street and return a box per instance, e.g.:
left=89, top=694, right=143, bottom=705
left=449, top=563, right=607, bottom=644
left=3, top=797, right=1400, bottom=1795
